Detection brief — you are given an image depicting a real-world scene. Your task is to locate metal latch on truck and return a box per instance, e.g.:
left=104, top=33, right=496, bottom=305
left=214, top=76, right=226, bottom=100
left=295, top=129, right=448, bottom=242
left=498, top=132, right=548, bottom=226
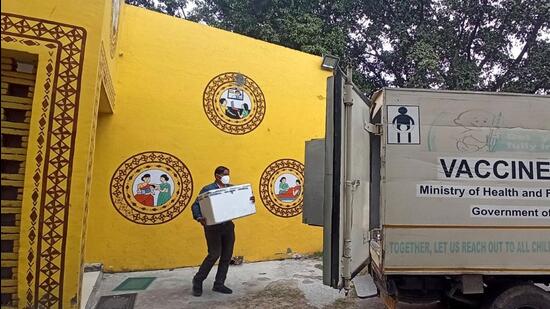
left=364, top=122, right=382, bottom=135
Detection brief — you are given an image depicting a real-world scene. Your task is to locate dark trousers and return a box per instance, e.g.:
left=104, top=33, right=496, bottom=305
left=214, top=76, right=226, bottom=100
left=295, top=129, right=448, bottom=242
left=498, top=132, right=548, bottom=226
left=194, top=221, right=235, bottom=286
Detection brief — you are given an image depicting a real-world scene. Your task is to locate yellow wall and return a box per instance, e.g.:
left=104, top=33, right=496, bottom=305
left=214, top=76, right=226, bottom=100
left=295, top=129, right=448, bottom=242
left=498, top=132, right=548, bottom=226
left=2, top=1, right=328, bottom=306
left=1, top=0, right=111, bottom=307
left=84, top=5, right=329, bottom=272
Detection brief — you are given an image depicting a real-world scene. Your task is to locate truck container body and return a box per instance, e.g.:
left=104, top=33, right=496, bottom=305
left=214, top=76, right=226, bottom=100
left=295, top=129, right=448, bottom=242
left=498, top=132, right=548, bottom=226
left=303, top=71, right=550, bottom=307
left=374, top=88, right=550, bottom=275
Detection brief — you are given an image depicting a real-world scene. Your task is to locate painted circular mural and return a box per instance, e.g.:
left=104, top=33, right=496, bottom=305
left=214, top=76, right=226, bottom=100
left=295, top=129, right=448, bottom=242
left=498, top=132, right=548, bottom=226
left=203, top=72, right=266, bottom=135
left=110, top=151, right=193, bottom=225
left=259, top=159, right=304, bottom=218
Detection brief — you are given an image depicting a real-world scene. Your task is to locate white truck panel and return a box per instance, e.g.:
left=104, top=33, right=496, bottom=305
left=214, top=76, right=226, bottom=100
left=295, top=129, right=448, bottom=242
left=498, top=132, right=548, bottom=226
left=377, top=89, right=550, bottom=274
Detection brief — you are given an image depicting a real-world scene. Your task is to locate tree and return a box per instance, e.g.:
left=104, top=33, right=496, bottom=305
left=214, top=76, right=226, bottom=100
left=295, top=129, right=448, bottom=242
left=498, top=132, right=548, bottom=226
left=187, top=0, right=350, bottom=56
left=125, top=0, right=550, bottom=95
left=126, top=0, right=188, bottom=18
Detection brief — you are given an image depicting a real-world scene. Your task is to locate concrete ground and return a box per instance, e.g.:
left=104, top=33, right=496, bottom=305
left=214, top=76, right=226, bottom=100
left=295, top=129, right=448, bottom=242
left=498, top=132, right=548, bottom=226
left=86, top=258, right=444, bottom=309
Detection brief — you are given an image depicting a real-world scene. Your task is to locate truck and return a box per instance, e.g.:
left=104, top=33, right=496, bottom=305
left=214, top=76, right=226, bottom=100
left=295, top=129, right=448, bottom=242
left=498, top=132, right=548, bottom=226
left=302, top=68, right=550, bottom=308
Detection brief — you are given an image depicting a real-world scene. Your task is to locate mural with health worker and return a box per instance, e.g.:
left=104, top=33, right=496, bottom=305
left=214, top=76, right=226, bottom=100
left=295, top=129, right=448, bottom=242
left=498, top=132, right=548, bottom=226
left=1, top=1, right=328, bottom=307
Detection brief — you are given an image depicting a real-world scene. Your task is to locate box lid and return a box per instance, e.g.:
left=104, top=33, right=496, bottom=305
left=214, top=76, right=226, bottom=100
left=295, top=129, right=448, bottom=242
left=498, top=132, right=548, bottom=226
left=197, top=183, right=252, bottom=200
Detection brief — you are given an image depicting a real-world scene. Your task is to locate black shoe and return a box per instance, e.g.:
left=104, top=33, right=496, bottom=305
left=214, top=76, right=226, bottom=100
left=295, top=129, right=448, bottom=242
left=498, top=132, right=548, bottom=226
left=192, top=278, right=203, bottom=297
left=212, top=284, right=233, bottom=294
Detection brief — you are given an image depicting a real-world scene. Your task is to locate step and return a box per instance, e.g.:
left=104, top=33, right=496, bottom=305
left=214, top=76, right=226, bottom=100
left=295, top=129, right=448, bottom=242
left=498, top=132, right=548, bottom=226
left=0, top=153, right=26, bottom=161
left=1, top=95, right=33, bottom=105
left=0, top=260, right=18, bottom=267
left=1, top=101, right=32, bottom=110
left=1, top=174, right=25, bottom=181
left=1, top=70, right=36, bottom=81
left=81, top=264, right=103, bottom=309
left=1, top=127, right=29, bottom=136
left=1, top=200, right=22, bottom=208
left=1, top=147, right=27, bottom=155
left=2, top=76, right=35, bottom=86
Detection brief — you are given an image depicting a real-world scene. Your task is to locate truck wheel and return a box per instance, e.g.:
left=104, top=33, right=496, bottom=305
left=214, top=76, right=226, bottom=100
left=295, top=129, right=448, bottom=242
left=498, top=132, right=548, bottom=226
left=488, top=284, right=550, bottom=309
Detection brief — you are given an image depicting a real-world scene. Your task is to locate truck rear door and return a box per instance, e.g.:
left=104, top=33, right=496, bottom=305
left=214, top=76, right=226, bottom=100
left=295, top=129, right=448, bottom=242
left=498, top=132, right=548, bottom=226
left=320, top=70, right=372, bottom=288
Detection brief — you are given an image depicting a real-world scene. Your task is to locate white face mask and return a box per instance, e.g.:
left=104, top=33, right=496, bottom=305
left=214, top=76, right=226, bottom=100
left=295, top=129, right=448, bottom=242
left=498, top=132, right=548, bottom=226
left=220, top=175, right=230, bottom=185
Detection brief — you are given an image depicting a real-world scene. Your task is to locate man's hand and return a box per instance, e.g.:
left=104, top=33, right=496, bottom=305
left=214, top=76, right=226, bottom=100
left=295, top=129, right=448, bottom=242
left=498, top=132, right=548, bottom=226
left=250, top=196, right=255, bottom=203
left=197, top=217, right=207, bottom=226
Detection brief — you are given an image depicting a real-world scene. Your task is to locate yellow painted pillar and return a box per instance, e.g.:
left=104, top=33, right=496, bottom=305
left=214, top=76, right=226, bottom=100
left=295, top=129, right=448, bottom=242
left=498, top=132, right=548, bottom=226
left=1, top=11, right=101, bottom=308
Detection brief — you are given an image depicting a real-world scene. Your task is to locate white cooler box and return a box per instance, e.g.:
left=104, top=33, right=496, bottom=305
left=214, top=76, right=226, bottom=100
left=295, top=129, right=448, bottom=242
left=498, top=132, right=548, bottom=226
left=198, top=184, right=256, bottom=225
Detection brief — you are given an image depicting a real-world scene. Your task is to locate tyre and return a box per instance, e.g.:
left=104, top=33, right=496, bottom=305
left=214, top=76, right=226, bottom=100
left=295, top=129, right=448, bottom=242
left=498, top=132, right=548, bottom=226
left=488, top=284, right=550, bottom=309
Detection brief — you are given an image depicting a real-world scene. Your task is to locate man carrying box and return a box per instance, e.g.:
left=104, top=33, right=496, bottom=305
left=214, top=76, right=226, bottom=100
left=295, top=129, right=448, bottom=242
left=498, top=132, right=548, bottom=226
left=191, top=166, right=255, bottom=297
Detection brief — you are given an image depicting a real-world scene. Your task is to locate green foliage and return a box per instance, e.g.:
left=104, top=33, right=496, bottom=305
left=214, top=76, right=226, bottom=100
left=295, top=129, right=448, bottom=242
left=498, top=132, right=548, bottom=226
left=125, top=0, right=550, bottom=95
left=126, top=0, right=188, bottom=18
left=187, top=0, right=348, bottom=56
